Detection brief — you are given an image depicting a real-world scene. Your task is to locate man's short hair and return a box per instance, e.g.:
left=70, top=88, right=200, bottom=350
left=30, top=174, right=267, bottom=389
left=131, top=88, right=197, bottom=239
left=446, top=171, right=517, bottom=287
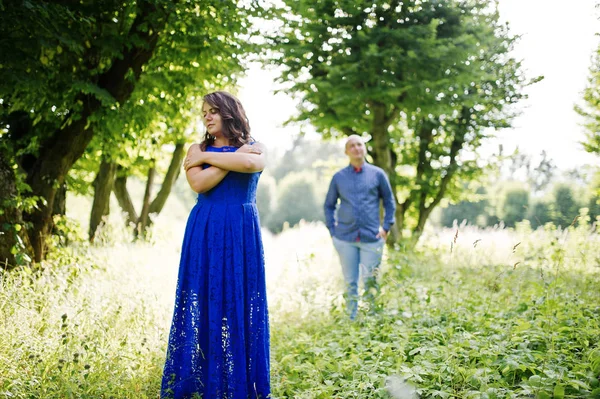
left=345, top=134, right=365, bottom=149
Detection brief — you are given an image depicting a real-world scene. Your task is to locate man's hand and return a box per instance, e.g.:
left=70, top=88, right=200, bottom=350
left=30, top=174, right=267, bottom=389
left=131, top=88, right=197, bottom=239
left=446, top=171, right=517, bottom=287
left=376, top=226, right=388, bottom=241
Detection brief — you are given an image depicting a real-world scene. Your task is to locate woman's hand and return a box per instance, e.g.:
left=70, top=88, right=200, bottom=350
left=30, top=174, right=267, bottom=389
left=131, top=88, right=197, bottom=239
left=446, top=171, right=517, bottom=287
left=183, top=144, right=205, bottom=171
left=237, top=144, right=263, bottom=154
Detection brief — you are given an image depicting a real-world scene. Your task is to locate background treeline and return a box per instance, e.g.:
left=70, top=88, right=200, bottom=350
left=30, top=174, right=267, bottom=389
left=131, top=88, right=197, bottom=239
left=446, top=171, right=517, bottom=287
left=440, top=150, right=600, bottom=229
left=248, top=143, right=600, bottom=234
left=2, top=0, right=600, bottom=268
left=440, top=179, right=600, bottom=229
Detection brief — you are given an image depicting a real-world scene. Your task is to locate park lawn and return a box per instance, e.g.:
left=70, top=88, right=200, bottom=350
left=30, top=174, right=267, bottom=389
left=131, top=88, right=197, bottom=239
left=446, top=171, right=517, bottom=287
left=1, top=221, right=599, bottom=399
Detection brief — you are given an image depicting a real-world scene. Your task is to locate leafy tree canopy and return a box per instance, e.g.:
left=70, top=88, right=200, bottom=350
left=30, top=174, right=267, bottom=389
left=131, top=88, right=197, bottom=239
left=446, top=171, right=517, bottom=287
left=266, top=0, right=536, bottom=241
left=0, top=0, right=267, bottom=264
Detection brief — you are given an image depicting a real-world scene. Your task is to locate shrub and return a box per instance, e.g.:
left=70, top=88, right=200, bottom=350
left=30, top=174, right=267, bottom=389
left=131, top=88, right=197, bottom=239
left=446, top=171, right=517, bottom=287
left=266, top=172, right=324, bottom=233
left=552, top=183, right=582, bottom=228
left=528, top=200, right=553, bottom=229
left=256, top=174, right=277, bottom=226
left=499, top=185, right=529, bottom=227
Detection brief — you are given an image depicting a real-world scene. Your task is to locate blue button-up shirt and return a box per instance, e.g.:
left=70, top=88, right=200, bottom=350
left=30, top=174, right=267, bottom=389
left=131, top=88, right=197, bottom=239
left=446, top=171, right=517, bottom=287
left=324, top=163, right=396, bottom=243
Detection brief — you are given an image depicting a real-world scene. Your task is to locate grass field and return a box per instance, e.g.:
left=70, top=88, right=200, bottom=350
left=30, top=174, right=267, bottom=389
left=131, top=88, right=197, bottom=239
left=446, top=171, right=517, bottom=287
left=1, top=192, right=599, bottom=398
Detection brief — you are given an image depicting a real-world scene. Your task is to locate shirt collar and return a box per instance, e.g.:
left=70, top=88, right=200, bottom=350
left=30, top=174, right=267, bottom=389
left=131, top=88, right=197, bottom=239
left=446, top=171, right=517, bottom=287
left=348, top=162, right=366, bottom=173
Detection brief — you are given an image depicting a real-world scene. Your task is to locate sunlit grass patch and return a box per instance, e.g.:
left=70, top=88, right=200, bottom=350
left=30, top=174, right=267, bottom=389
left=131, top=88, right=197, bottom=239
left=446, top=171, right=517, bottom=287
left=263, top=221, right=345, bottom=323
left=0, top=248, right=170, bottom=398
left=1, top=217, right=599, bottom=398
left=270, top=222, right=600, bottom=399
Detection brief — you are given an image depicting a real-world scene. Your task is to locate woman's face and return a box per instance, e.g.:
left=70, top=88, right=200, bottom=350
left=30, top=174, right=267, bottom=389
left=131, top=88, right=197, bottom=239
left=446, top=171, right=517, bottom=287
left=202, top=102, right=223, bottom=136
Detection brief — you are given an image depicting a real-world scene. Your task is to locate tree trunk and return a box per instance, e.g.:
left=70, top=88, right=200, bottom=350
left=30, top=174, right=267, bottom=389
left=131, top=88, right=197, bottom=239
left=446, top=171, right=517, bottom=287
left=22, top=2, right=167, bottom=262
left=89, top=158, right=117, bottom=242
left=368, top=102, right=401, bottom=242
left=0, top=154, right=32, bottom=269
left=25, top=105, right=99, bottom=261
left=411, top=121, right=434, bottom=240
left=113, top=172, right=138, bottom=228
left=411, top=110, right=468, bottom=241
left=369, top=103, right=395, bottom=177
left=136, top=164, right=156, bottom=239
left=395, top=200, right=410, bottom=240
left=148, top=142, right=185, bottom=215
left=52, top=182, right=67, bottom=217
left=113, top=143, right=185, bottom=240
left=50, top=181, right=69, bottom=245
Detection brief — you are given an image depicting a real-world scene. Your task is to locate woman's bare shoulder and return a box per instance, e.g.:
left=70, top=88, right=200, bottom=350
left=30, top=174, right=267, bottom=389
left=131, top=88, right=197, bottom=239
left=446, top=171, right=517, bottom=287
left=187, top=143, right=202, bottom=155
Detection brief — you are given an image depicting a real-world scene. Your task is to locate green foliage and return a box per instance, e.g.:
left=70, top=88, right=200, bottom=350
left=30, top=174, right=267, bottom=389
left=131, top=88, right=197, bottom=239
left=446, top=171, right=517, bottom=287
left=500, top=185, right=529, bottom=228
left=51, top=214, right=87, bottom=248
left=0, top=218, right=600, bottom=399
left=257, top=137, right=346, bottom=232
left=575, top=43, right=600, bottom=156
left=266, top=171, right=325, bottom=233
left=256, top=173, right=277, bottom=226
left=0, top=248, right=166, bottom=398
left=589, top=197, right=600, bottom=224
left=267, top=0, right=534, bottom=239
left=1, top=221, right=599, bottom=398
left=552, top=184, right=582, bottom=228
left=59, top=0, right=263, bottom=197
left=528, top=200, right=553, bottom=229
left=0, top=0, right=267, bottom=259
left=0, top=147, right=37, bottom=266
left=440, top=187, right=489, bottom=227
left=439, top=174, right=598, bottom=231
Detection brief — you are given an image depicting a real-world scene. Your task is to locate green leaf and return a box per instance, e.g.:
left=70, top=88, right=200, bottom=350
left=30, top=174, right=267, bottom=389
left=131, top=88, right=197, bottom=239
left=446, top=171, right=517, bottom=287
left=71, top=81, right=116, bottom=107
left=529, top=375, right=542, bottom=387
left=553, top=384, right=565, bottom=399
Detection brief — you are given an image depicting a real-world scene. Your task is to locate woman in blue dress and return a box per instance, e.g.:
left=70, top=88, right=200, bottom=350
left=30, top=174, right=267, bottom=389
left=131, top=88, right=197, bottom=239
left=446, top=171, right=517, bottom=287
left=161, top=91, right=270, bottom=398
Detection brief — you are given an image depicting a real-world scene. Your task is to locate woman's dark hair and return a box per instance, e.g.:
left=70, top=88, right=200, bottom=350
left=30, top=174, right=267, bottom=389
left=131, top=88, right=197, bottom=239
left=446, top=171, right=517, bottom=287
left=200, top=91, right=252, bottom=150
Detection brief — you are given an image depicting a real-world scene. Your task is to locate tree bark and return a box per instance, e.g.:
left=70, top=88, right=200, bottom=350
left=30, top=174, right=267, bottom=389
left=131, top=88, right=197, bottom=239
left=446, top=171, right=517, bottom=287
left=369, top=103, right=395, bottom=176
left=411, top=110, right=469, bottom=241
left=89, top=158, right=117, bottom=242
left=148, top=142, right=185, bottom=215
left=113, top=172, right=138, bottom=228
left=22, top=2, right=167, bottom=261
left=136, top=164, right=156, bottom=239
left=368, top=102, right=401, bottom=242
left=53, top=183, right=67, bottom=217
left=113, top=143, right=184, bottom=239
left=0, top=154, right=32, bottom=269
left=24, top=102, right=99, bottom=261
left=395, top=199, right=410, bottom=239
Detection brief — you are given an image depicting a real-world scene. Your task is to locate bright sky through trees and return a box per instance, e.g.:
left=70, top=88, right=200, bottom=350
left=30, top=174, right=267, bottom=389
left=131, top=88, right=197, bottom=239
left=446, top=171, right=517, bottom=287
left=239, top=0, right=599, bottom=169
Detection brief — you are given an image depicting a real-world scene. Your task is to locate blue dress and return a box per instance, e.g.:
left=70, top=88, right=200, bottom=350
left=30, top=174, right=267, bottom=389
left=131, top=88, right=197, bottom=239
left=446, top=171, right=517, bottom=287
left=161, top=145, right=270, bottom=399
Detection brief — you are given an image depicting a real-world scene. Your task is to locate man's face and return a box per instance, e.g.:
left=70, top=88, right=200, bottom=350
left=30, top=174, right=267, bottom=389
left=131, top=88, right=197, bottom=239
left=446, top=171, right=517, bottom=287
left=345, top=137, right=366, bottom=161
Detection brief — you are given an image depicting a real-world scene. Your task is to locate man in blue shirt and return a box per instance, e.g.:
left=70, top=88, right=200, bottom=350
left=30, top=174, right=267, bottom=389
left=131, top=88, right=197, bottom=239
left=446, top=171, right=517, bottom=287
left=324, top=135, right=396, bottom=320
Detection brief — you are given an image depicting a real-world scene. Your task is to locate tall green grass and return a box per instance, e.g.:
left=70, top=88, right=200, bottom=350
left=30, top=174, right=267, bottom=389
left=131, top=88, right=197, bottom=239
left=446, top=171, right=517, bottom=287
left=1, top=196, right=599, bottom=398
left=270, top=218, right=600, bottom=399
